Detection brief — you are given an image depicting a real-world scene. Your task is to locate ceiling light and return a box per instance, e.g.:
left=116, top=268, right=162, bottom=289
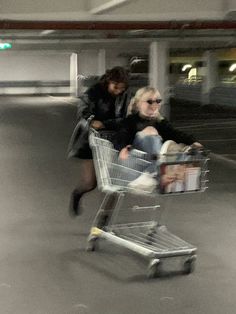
left=40, top=30, right=56, bottom=36
left=229, top=63, right=236, bottom=72
left=182, top=64, right=192, bottom=72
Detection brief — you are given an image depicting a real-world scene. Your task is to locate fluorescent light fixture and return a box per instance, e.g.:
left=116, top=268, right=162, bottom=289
left=90, top=0, right=131, bottom=14
left=229, top=63, right=236, bottom=72
left=182, top=64, right=192, bottom=72
left=40, top=30, right=56, bottom=36
left=128, top=29, right=146, bottom=34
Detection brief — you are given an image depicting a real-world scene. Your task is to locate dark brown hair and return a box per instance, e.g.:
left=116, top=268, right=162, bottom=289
left=99, top=66, right=129, bottom=88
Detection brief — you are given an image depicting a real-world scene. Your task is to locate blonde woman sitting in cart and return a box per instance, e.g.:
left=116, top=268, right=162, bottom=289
left=113, top=86, right=202, bottom=193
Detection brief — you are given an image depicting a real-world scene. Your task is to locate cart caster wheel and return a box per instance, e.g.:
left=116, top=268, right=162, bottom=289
left=147, top=259, right=161, bottom=278
left=86, top=237, right=99, bottom=252
left=183, top=255, right=197, bottom=274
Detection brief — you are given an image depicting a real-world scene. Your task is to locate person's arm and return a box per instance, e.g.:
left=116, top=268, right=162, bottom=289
left=76, top=91, right=95, bottom=120
left=119, top=145, right=132, bottom=160
left=112, top=116, right=135, bottom=151
left=102, top=89, right=134, bottom=130
left=113, top=126, right=132, bottom=151
left=101, top=117, right=122, bottom=130
left=76, top=86, right=105, bottom=130
left=158, top=119, right=197, bottom=145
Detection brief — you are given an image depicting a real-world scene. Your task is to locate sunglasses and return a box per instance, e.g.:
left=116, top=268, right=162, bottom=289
left=145, top=99, right=162, bottom=105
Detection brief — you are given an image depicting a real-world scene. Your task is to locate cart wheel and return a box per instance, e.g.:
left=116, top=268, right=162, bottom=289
left=147, top=259, right=161, bottom=278
left=86, top=237, right=99, bottom=252
left=183, top=255, right=197, bottom=274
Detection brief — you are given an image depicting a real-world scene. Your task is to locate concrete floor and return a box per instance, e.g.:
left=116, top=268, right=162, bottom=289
left=0, top=96, right=235, bottom=314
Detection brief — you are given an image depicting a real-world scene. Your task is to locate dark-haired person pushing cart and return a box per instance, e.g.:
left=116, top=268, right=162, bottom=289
left=68, top=66, right=132, bottom=217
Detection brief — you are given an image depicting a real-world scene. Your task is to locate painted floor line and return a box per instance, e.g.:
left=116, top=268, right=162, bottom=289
left=48, top=95, right=76, bottom=106
left=179, top=126, right=236, bottom=131
left=211, top=153, right=236, bottom=167
left=199, top=138, right=236, bottom=142
left=178, top=124, right=236, bottom=130
left=176, top=119, right=236, bottom=125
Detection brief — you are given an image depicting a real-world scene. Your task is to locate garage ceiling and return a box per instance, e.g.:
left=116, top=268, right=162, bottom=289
left=0, top=0, right=236, bottom=54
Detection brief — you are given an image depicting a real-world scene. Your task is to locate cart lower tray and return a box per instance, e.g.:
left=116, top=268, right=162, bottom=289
left=108, top=223, right=196, bottom=258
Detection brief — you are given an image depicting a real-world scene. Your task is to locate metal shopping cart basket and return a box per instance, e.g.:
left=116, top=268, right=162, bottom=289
left=87, top=128, right=209, bottom=278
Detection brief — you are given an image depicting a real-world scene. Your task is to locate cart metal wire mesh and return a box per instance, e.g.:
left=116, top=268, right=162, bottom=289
left=89, top=129, right=209, bottom=195
left=88, top=128, right=209, bottom=277
left=89, top=130, right=153, bottom=194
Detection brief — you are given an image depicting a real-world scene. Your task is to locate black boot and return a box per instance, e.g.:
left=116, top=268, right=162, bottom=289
left=69, top=189, right=83, bottom=217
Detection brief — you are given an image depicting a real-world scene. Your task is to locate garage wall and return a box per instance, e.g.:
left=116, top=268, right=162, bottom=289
left=0, top=51, right=70, bottom=81
left=0, top=51, right=70, bottom=94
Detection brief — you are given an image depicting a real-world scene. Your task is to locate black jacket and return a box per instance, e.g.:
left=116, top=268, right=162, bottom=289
left=70, top=82, right=132, bottom=159
left=77, top=82, right=132, bottom=130
left=113, top=113, right=196, bottom=151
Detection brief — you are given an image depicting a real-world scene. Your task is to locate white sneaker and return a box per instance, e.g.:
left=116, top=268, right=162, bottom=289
left=160, top=140, right=189, bottom=155
left=128, top=172, right=157, bottom=193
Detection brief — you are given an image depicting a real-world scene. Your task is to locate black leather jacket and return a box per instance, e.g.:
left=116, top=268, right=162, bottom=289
left=77, top=82, right=131, bottom=129
left=113, top=113, right=196, bottom=151
left=71, top=82, right=132, bottom=159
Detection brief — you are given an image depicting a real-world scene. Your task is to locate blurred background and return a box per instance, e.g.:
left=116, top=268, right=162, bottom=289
left=0, top=0, right=236, bottom=112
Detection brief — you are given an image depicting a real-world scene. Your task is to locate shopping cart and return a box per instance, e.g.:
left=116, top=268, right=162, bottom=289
left=87, top=128, right=209, bottom=278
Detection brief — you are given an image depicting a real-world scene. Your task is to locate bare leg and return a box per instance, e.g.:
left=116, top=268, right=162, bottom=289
left=70, top=160, right=118, bottom=222
left=69, top=159, right=97, bottom=217
left=76, top=159, right=97, bottom=193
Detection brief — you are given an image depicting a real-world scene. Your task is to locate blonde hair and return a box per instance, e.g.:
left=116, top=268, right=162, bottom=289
left=127, top=86, right=159, bottom=116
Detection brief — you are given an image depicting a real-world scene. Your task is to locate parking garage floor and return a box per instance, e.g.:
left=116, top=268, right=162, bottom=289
left=0, top=96, right=235, bottom=314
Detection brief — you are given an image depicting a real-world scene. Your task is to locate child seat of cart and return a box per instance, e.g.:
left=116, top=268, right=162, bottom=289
left=89, top=128, right=155, bottom=194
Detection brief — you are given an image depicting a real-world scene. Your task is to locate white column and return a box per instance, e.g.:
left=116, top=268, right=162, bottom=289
left=202, top=50, right=219, bottom=105
left=97, top=49, right=106, bottom=76
left=149, top=41, right=169, bottom=118
left=70, top=52, right=79, bottom=97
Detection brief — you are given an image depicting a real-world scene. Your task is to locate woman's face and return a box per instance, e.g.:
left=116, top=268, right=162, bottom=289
left=137, top=91, right=162, bottom=118
left=107, top=81, right=126, bottom=96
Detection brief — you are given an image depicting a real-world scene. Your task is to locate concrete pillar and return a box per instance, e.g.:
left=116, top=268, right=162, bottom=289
left=77, top=49, right=107, bottom=94
left=70, top=52, right=79, bottom=97
left=202, top=50, right=219, bottom=105
left=149, top=41, right=169, bottom=118
left=97, top=49, right=106, bottom=76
